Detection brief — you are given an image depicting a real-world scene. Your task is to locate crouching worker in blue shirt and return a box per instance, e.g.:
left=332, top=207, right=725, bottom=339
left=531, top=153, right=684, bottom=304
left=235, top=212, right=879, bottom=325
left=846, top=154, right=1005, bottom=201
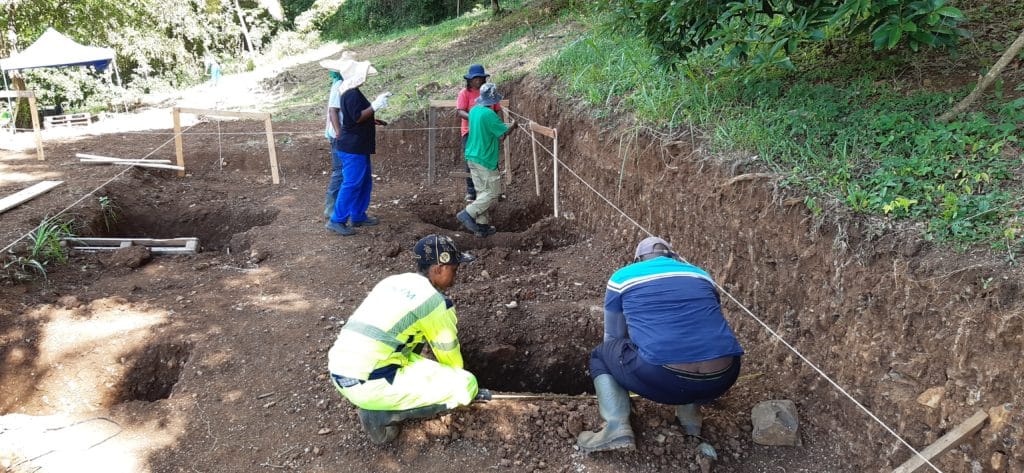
left=578, top=236, right=744, bottom=455
left=327, top=235, right=489, bottom=443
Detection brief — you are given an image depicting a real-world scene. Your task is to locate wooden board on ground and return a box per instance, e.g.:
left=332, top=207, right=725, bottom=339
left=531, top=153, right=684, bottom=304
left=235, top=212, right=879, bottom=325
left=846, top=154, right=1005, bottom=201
left=891, top=409, right=988, bottom=473
left=64, top=237, right=199, bottom=255
left=0, top=180, right=63, bottom=215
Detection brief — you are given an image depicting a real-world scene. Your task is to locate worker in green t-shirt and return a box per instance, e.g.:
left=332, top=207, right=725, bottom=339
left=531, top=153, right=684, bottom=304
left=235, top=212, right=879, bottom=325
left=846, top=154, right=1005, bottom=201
left=456, top=83, right=517, bottom=237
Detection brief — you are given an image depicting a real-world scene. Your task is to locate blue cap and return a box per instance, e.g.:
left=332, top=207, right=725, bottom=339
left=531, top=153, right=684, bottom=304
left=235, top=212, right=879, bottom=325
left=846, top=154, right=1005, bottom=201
left=415, top=234, right=472, bottom=266
left=464, top=64, right=490, bottom=80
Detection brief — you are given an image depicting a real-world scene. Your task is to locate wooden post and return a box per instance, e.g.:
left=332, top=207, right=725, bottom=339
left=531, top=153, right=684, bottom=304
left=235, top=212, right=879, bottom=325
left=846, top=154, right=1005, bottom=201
left=427, top=107, right=436, bottom=185
left=173, top=107, right=185, bottom=177
left=528, top=121, right=558, bottom=215
left=27, top=95, right=43, bottom=161
left=264, top=116, right=280, bottom=184
left=0, top=91, right=45, bottom=160
left=553, top=131, right=559, bottom=218
left=502, top=108, right=511, bottom=185
left=891, top=410, right=988, bottom=473
left=530, top=126, right=540, bottom=196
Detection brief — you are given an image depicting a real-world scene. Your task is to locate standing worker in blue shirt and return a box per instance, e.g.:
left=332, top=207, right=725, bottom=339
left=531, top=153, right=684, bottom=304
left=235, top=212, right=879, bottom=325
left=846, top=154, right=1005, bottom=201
left=577, top=236, right=744, bottom=455
left=456, top=83, right=516, bottom=238
left=325, top=57, right=390, bottom=236
left=319, top=51, right=356, bottom=219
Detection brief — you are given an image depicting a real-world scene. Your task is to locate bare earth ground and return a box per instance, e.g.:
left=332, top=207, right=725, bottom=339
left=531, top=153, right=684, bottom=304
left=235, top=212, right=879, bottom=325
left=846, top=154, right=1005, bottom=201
left=2, top=40, right=1024, bottom=473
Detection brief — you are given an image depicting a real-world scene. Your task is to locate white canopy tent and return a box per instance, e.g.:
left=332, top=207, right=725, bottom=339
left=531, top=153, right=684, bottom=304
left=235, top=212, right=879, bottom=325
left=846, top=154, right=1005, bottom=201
left=0, top=27, right=124, bottom=121
left=0, top=27, right=116, bottom=72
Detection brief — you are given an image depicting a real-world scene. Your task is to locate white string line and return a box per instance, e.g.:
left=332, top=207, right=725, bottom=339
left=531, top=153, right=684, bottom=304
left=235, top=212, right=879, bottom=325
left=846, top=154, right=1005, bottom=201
left=511, top=113, right=942, bottom=473
left=1, top=123, right=198, bottom=256
left=22, top=127, right=463, bottom=136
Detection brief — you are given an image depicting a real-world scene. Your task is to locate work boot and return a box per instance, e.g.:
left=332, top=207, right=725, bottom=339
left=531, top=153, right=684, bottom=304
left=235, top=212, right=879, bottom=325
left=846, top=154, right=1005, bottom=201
left=457, top=210, right=481, bottom=234
left=676, top=404, right=719, bottom=460
left=357, top=404, right=449, bottom=444
left=577, top=374, right=635, bottom=453
left=351, top=216, right=379, bottom=227
left=477, top=224, right=497, bottom=237
left=676, top=403, right=702, bottom=436
left=325, top=220, right=355, bottom=236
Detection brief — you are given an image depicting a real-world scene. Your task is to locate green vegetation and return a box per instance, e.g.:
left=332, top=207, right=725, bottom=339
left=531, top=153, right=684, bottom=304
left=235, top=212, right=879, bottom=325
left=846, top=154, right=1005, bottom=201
left=600, top=0, right=968, bottom=73
left=3, top=217, right=76, bottom=282
left=540, top=5, right=1023, bottom=256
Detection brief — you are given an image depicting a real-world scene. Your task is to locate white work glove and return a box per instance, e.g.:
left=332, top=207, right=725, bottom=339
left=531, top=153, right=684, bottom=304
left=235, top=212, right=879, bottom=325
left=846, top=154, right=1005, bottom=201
left=371, top=92, right=391, bottom=111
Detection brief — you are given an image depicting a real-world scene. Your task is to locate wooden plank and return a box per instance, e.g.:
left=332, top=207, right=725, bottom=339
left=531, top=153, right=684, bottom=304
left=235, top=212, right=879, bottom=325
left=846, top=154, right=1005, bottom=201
left=77, top=153, right=172, bottom=164
left=176, top=107, right=270, bottom=120
left=71, top=246, right=197, bottom=255
left=173, top=108, right=185, bottom=177
left=264, top=116, right=280, bottom=184
left=66, top=237, right=197, bottom=247
left=0, top=90, right=35, bottom=99
left=529, top=121, right=556, bottom=139
left=0, top=180, right=63, bottom=214
left=891, top=410, right=988, bottom=473
left=104, top=161, right=185, bottom=171
left=28, top=95, right=44, bottom=160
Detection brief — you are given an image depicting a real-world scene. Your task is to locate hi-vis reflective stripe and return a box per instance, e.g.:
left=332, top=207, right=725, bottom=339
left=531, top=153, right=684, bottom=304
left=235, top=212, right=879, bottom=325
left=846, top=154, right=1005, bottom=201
left=431, top=339, right=460, bottom=351
left=344, top=292, right=446, bottom=347
left=344, top=321, right=401, bottom=349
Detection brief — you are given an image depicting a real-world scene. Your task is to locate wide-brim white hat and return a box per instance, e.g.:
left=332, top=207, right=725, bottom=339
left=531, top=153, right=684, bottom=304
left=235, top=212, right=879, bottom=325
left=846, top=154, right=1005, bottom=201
left=319, top=51, right=358, bottom=71
left=335, top=60, right=378, bottom=95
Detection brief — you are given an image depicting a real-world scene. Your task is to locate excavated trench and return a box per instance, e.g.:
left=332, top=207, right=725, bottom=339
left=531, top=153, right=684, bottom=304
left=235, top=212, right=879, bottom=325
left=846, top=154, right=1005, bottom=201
left=372, top=76, right=1024, bottom=472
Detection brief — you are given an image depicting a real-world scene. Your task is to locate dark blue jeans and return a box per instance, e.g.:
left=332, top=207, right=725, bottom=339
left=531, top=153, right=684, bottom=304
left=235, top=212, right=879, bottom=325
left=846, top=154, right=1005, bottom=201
left=590, top=338, right=741, bottom=405
left=324, top=142, right=344, bottom=218
left=330, top=151, right=373, bottom=225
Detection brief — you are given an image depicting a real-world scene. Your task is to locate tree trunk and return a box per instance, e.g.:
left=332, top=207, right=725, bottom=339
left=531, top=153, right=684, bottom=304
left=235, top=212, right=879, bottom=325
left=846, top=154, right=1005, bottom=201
left=491, top=0, right=502, bottom=15
left=3, top=0, right=31, bottom=130
left=233, top=0, right=256, bottom=54
left=937, top=28, right=1024, bottom=123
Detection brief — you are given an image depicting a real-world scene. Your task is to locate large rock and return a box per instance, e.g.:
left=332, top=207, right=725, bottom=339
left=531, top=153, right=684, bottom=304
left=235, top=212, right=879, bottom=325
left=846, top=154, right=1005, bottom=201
left=751, top=400, right=801, bottom=446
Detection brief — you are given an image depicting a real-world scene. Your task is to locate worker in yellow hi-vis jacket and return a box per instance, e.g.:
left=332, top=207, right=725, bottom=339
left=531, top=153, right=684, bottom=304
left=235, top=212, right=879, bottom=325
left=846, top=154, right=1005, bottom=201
left=327, top=234, right=489, bottom=443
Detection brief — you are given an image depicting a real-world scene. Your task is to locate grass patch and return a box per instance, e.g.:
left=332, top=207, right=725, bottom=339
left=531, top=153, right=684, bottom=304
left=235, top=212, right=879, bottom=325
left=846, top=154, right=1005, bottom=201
left=539, top=19, right=1024, bottom=257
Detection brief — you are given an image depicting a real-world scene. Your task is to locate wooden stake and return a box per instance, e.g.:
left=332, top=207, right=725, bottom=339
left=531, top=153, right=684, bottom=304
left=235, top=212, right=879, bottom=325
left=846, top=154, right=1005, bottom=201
left=0, top=180, right=63, bottom=215
left=427, top=107, right=437, bottom=185
left=28, top=95, right=43, bottom=161
left=891, top=409, right=988, bottom=473
left=0, top=90, right=44, bottom=160
left=530, top=126, right=540, bottom=196
left=503, top=108, right=511, bottom=185
left=173, top=107, right=185, bottom=177
left=264, top=116, right=280, bottom=184
left=553, top=131, right=559, bottom=218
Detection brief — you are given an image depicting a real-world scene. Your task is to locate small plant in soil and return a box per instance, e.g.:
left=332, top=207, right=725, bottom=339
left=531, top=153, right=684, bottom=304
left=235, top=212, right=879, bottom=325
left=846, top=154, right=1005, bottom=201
left=30, top=217, right=75, bottom=265
left=98, top=195, right=121, bottom=232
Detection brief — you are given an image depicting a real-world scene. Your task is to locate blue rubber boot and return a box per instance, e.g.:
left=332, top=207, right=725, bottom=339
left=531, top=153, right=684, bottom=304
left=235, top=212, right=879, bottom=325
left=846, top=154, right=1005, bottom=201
left=576, top=374, right=635, bottom=453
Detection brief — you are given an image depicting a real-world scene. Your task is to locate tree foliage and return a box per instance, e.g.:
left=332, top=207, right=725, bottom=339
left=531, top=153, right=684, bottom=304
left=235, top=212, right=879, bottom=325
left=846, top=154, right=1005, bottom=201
left=1, top=0, right=285, bottom=112
left=320, top=0, right=494, bottom=38
left=601, top=0, right=970, bottom=72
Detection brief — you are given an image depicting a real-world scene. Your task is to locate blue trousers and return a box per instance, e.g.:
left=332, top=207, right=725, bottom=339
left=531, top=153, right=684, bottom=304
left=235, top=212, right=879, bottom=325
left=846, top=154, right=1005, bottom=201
left=324, top=142, right=344, bottom=218
left=590, top=338, right=741, bottom=405
left=330, top=151, right=373, bottom=224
